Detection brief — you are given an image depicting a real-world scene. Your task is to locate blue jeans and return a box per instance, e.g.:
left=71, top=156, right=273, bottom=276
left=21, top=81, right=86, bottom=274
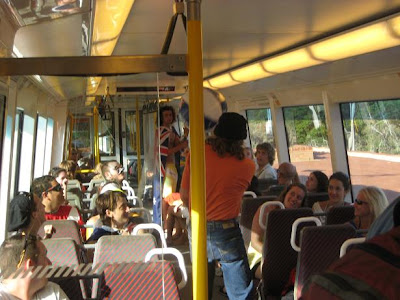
left=152, top=174, right=163, bottom=225
left=189, top=219, right=254, bottom=300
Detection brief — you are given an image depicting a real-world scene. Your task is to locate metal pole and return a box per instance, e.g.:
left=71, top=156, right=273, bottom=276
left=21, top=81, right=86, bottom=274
left=135, top=98, right=142, bottom=184
left=93, top=106, right=100, bottom=166
left=186, top=1, right=207, bottom=299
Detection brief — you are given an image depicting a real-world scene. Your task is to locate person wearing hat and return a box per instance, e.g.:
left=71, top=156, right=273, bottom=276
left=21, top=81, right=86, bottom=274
left=181, top=112, right=255, bottom=300
left=8, top=192, right=46, bottom=236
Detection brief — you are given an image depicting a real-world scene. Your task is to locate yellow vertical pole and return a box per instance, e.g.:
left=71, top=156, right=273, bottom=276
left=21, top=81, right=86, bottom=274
left=187, top=1, right=207, bottom=299
left=135, top=99, right=142, bottom=184
left=93, top=106, right=100, bottom=166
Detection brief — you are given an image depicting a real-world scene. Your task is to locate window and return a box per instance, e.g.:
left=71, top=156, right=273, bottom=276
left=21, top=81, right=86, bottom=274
left=283, top=105, right=332, bottom=184
left=18, top=113, right=35, bottom=192
left=33, top=115, right=47, bottom=178
left=246, top=108, right=275, bottom=164
left=44, top=118, right=54, bottom=173
left=0, top=95, right=5, bottom=171
left=341, top=100, right=400, bottom=201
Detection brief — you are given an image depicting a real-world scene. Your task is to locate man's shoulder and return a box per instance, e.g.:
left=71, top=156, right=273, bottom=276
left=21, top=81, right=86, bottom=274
left=34, top=282, right=69, bottom=300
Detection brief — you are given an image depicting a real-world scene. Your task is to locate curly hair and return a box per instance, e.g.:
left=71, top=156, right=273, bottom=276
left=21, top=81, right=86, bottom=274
left=206, top=136, right=245, bottom=160
left=256, top=142, right=276, bottom=165
left=159, top=105, right=176, bottom=125
left=276, top=183, right=308, bottom=207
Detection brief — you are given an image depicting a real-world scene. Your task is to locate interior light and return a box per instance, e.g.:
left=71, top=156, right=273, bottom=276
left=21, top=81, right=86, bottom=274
left=311, top=18, right=400, bottom=61
left=206, top=13, right=400, bottom=89
left=208, top=74, right=241, bottom=89
left=203, top=81, right=216, bottom=89
left=231, top=63, right=272, bottom=82
left=262, top=48, right=321, bottom=73
left=33, top=75, right=42, bottom=82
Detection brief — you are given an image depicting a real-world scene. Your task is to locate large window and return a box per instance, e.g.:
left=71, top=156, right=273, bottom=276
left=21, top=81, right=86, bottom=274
left=18, top=113, right=35, bottom=192
left=283, top=105, right=332, bottom=184
left=341, top=100, right=400, bottom=201
left=246, top=108, right=275, bottom=163
left=0, top=95, right=5, bottom=171
left=33, top=115, right=47, bottom=178
left=44, top=118, right=54, bottom=173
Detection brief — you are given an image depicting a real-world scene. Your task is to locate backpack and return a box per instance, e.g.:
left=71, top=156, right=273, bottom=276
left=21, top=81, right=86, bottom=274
left=301, top=226, right=400, bottom=300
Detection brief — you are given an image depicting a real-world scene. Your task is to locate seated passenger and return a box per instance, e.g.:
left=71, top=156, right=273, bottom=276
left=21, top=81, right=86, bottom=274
left=349, top=186, right=389, bottom=234
left=8, top=192, right=46, bottom=236
left=59, top=160, right=78, bottom=181
left=100, top=160, right=125, bottom=185
left=255, top=142, right=277, bottom=180
left=265, top=162, right=299, bottom=196
left=32, top=175, right=85, bottom=239
left=367, top=196, right=400, bottom=239
left=312, top=172, right=349, bottom=217
left=306, top=170, right=329, bottom=193
left=248, top=183, right=307, bottom=279
left=87, top=182, right=143, bottom=242
left=49, top=167, right=69, bottom=202
left=0, top=233, right=69, bottom=299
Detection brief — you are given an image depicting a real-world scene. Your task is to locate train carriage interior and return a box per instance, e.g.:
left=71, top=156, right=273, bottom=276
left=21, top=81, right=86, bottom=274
left=1, top=0, right=400, bottom=299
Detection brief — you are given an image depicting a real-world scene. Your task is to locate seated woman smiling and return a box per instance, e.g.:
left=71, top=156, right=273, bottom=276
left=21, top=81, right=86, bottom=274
left=248, top=183, right=307, bottom=279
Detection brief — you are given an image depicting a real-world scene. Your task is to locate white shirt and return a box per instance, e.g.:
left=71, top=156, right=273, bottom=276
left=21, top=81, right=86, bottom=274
left=0, top=282, right=69, bottom=300
left=255, top=163, right=277, bottom=180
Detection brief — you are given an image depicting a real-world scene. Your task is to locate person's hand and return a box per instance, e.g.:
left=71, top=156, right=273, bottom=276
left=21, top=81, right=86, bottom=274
left=183, top=126, right=189, bottom=137
left=44, top=225, right=54, bottom=238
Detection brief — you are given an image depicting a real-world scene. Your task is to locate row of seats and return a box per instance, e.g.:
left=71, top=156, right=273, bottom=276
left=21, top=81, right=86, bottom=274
left=238, top=195, right=358, bottom=298
left=40, top=220, right=187, bottom=299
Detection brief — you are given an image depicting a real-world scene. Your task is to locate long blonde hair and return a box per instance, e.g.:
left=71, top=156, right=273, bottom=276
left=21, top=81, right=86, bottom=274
left=358, top=186, right=389, bottom=221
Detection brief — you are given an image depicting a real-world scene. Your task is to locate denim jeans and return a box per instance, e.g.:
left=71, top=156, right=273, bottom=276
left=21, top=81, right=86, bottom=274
left=152, top=174, right=162, bottom=225
left=189, top=219, right=254, bottom=300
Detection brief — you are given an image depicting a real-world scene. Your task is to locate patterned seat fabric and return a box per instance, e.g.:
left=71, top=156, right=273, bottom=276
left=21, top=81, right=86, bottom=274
left=43, top=238, right=86, bottom=300
left=99, top=262, right=180, bottom=300
left=326, top=206, right=355, bottom=225
left=38, top=220, right=83, bottom=245
left=303, top=192, right=329, bottom=208
left=239, top=196, right=277, bottom=250
left=93, top=234, right=158, bottom=265
left=295, top=224, right=356, bottom=299
left=262, top=208, right=314, bottom=297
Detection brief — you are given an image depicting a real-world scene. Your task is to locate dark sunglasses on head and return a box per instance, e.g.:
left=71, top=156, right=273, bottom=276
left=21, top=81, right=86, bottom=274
left=16, top=233, right=37, bottom=269
left=46, top=183, right=63, bottom=193
left=355, top=199, right=368, bottom=205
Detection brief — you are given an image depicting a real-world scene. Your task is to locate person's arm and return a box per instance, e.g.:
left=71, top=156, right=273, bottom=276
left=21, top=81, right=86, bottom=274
left=250, top=206, right=265, bottom=254
left=168, top=139, right=188, bottom=155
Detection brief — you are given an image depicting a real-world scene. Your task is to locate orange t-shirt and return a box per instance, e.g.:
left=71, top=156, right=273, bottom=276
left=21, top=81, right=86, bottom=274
left=181, top=144, right=255, bottom=221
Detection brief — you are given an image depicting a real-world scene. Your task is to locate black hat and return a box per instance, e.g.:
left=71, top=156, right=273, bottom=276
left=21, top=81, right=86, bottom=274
left=8, top=193, right=34, bottom=232
left=214, top=112, right=247, bottom=140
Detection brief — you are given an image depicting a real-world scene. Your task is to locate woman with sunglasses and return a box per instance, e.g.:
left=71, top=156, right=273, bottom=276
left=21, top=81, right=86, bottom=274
left=350, top=186, right=389, bottom=234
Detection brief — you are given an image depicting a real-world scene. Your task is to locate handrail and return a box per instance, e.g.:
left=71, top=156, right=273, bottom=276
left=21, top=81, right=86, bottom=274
left=144, top=247, right=188, bottom=290
left=243, top=191, right=257, bottom=198
left=340, top=237, right=366, bottom=257
left=290, top=216, right=322, bottom=252
left=132, top=223, right=167, bottom=248
left=259, top=201, right=285, bottom=230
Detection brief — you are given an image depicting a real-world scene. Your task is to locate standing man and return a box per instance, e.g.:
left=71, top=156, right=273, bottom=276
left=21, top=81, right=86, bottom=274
left=153, top=105, right=188, bottom=225
left=181, top=112, right=255, bottom=299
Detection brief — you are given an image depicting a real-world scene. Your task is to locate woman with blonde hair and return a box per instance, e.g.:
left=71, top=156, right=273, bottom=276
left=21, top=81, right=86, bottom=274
left=351, top=186, right=389, bottom=231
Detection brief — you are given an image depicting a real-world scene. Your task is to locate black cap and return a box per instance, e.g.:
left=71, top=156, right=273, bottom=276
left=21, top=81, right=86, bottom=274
left=214, top=112, right=247, bottom=140
left=8, top=193, right=33, bottom=232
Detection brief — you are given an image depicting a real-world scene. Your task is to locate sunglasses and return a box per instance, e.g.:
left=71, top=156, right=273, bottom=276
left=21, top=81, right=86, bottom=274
left=114, top=166, right=124, bottom=175
left=46, top=183, right=63, bottom=193
left=16, top=233, right=37, bottom=269
left=355, top=199, right=368, bottom=205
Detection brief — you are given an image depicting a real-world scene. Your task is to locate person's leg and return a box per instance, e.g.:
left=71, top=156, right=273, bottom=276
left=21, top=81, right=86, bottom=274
left=166, top=206, right=175, bottom=245
left=214, top=224, right=254, bottom=300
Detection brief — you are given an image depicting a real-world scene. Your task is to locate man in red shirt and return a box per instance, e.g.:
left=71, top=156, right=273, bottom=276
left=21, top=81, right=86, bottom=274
left=181, top=112, right=255, bottom=299
left=31, top=175, right=85, bottom=239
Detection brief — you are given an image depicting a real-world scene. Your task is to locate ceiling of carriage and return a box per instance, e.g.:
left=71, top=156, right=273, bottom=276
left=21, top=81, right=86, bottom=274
left=7, top=0, right=400, bottom=105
